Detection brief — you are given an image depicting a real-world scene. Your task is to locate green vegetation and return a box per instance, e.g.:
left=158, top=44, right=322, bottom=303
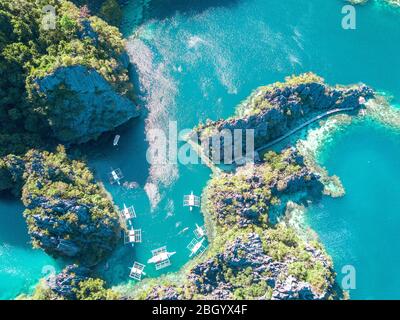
left=27, top=275, right=119, bottom=300
left=74, top=278, right=120, bottom=300
left=263, top=225, right=334, bottom=295
left=0, top=0, right=133, bottom=155
left=130, top=148, right=335, bottom=300
left=26, top=280, right=64, bottom=300
left=0, top=0, right=132, bottom=299
left=18, top=145, right=120, bottom=265
left=71, top=0, right=123, bottom=26
left=205, top=149, right=313, bottom=229
left=131, top=225, right=336, bottom=300
left=98, top=0, right=123, bottom=27
left=195, top=72, right=326, bottom=134
left=235, top=73, right=324, bottom=117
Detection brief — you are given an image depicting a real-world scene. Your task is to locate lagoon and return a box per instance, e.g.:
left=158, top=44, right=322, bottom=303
left=1, top=0, right=400, bottom=299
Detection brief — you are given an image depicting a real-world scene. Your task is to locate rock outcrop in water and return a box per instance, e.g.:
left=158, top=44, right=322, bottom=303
left=0, top=0, right=139, bottom=151
left=207, top=148, right=324, bottom=226
left=1, top=146, right=120, bottom=266
left=30, top=264, right=120, bottom=300
left=127, top=75, right=378, bottom=301
left=34, top=65, right=139, bottom=143
left=194, top=73, right=373, bottom=161
left=131, top=148, right=338, bottom=300
left=47, top=264, right=92, bottom=300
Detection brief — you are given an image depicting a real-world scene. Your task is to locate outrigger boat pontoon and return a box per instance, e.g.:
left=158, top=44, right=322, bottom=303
left=121, top=204, right=136, bottom=220
left=147, top=246, right=176, bottom=270
left=194, top=224, right=206, bottom=239
left=129, top=262, right=146, bottom=281
left=109, top=168, right=124, bottom=185
left=124, top=228, right=142, bottom=246
left=187, top=237, right=206, bottom=258
left=183, top=191, right=201, bottom=211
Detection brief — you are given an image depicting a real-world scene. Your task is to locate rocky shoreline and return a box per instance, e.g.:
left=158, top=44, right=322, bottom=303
left=121, top=74, right=377, bottom=300
left=193, top=73, right=373, bottom=163
left=0, top=0, right=140, bottom=299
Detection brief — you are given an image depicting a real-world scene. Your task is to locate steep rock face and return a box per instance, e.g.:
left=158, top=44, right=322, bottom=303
left=135, top=147, right=338, bottom=301
left=24, top=196, right=118, bottom=264
left=189, top=232, right=334, bottom=300
left=142, top=230, right=337, bottom=300
left=19, top=148, right=120, bottom=266
left=47, top=264, right=91, bottom=300
left=0, top=155, right=25, bottom=193
left=207, top=148, right=324, bottom=227
left=196, top=74, right=374, bottom=159
left=34, top=65, right=139, bottom=143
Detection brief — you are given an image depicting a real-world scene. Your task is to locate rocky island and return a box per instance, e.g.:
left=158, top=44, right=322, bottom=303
left=1, top=0, right=399, bottom=302
left=119, top=74, right=374, bottom=300
left=0, top=0, right=137, bottom=299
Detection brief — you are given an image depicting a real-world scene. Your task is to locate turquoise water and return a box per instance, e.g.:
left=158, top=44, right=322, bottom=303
left=1, top=0, right=400, bottom=299
left=0, top=196, right=57, bottom=299
left=307, top=121, right=400, bottom=299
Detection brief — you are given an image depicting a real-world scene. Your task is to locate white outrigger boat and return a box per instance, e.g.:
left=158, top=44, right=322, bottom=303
left=109, top=168, right=124, bottom=185
left=129, top=262, right=146, bottom=281
left=121, top=204, right=136, bottom=220
left=183, top=191, right=200, bottom=211
left=194, top=224, right=206, bottom=239
left=187, top=237, right=206, bottom=258
left=147, top=246, right=176, bottom=270
left=124, top=228, right=142, bottom=246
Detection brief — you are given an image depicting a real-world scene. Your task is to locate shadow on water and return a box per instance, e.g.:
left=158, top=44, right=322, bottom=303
left=141, top=0, right=240, bottom=19
left=122, top=0, right=242, bottom=33
left=79, top=115, right=150, bottom=188
left=0, top=192, right=30, bottom=248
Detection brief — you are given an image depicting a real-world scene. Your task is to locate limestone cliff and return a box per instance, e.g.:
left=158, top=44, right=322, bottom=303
left=131, top=149, right=339, bottom=300
left=1, top=146, right=120, bottom=266
left=195, top=73, right=373, bottom=161
left=34, top=65, right=139, bottom=143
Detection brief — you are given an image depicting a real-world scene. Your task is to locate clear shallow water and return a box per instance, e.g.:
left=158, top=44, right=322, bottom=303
left=307, top=121, right=400, bottom=299
left=1, top=0, right=400, bottom=299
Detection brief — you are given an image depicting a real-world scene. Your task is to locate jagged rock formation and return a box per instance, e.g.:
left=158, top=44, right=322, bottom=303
left=207, top=148, right=323, bottom=227
left=34, top=65, right=139, bottom=143
left=47, top=264, right=92, bottom=300
left=32, top=264, right=119, bottom=300
left=132, top=148, right=338, bottom=300
left=139, top=227, right=337, bottom=300
left=0, top=0, right=139, bottom=149
left=1, top=146, right=120, bottom=266
left=195, top=73, right=373, bottom=160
